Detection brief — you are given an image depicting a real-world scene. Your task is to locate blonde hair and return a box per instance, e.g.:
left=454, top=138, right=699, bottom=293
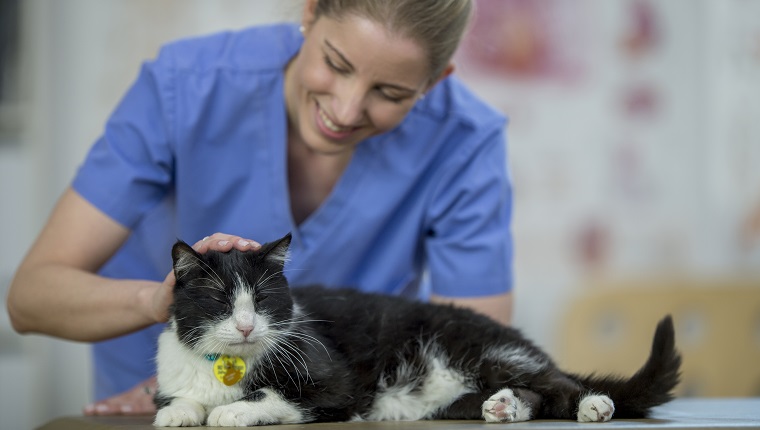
left=312, top=0, right=473, bottom=80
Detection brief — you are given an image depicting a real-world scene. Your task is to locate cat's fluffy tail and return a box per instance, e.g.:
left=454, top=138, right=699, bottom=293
left=576, top=315, right=682, bottom=418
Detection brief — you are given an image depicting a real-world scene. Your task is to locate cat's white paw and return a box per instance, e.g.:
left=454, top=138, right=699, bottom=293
left=577, top=394, right=615, bottom=422
left=482, top=388, right=531, bottom=423
left=153, top=402, right=205, bottom=427
left=208, top=402, right=275, bottom=427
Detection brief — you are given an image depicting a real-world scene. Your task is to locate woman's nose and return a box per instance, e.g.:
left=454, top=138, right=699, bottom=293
left=331, top=83, right=366, bottom=126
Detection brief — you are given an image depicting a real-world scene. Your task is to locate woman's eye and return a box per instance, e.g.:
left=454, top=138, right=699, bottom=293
left=377, top=89, right=406, bottom=104
left=381, top=93, right=404, bottom=103
left=324, top=55, right=349, bottom=74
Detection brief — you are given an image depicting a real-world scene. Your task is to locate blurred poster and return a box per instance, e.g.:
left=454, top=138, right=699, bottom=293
left=460, top=0, right=588, bottom=82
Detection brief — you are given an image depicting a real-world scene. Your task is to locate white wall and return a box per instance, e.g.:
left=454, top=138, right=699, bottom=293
left=1, top=0, right=759, bottom=428
left=455, top=0, right=760, bottom=348
left=0, top=2, right=298, bottom=428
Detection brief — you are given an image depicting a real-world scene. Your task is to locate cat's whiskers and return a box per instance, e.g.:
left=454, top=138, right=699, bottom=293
left=282, top=330, right=331, bottom=359
left=196, top=334, right=231, bottom=357
left=176, top=323, right=206, bottom=339
left=269, top=316, right=332, bottom=357
left=256, top=270, right=287, bottom=292
left=188, top=279, right=225, bottom=292
left=258, top=284, right=289, bottom=294
left=255, top=338, right=283, bottom=386
left=259, top=335, right=302, bottom=389
left=268, top=318, right=331, bottom=327
left=193, top=257, right=226, bottom=290
left=270, top=333, right=311, bottom=373
left=255, top=268, right=271, bottom=290
left=180, top=324, right=218, bottom=347
left=275, top=344, right=312, bottom=394
left=245, top=318, right=316, bottom=388
left=280, top=267, right=307, bottom=276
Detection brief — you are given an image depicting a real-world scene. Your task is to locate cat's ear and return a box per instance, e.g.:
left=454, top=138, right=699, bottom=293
left=172, top=240, right=202, bottom=280
left=258, top=233, right=292, bottom=268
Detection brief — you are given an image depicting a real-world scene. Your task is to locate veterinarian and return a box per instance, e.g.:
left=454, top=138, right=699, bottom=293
left=7, top=0, right=513, bottom=416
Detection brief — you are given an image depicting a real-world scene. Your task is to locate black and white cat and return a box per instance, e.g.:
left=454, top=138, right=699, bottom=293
left=153, top=233, right=681, bottom=427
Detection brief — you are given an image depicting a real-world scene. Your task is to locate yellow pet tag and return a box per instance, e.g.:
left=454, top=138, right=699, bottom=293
left=212, top=355, right=246, bottom=386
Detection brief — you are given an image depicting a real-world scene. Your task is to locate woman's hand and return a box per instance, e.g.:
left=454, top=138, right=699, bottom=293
left=147, top=271, right=176, bottom=324
left=191, top=232, right=262, bottom=254
left=83, top=376, right=157, bottom=416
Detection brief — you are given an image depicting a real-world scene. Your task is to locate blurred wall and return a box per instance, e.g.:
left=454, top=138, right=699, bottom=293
left=0, top=2, right=298, bottom=428
left=0, top=0, right=758, bottom=428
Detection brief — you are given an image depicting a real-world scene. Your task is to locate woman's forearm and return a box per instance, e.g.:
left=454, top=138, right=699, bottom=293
left=6, top=188, right=166, bottom=341
left=8, top=263, right=163, bottom=342
left=430, top=291, right=513, bottom=326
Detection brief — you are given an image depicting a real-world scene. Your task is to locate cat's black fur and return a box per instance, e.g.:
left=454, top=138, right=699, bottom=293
left=153, top=233, right=681, bottom=426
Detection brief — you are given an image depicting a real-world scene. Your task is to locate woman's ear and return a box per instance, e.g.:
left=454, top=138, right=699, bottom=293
left=301, top=0, right=319, bottom=33
left=428, top=63, right=455, bottom=90
left=426, top=63, right=455, bottom=92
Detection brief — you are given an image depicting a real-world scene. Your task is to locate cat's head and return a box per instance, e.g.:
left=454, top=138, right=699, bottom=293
left=169, top=233, right=293, bottom=358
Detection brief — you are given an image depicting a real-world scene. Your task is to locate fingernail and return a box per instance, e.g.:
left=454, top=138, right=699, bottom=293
left=96, top=404, right=110, bottom=412
left=218, top=240, right=229, bottom=246
left=238, top=239, right=249, bottom=247
left=251, top=242, right=261, bottom=249
left=121, top=405, right=133, bottom=413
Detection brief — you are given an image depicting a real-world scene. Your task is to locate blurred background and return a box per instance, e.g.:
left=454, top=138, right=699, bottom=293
left=1, top=0, right=758, bottom=428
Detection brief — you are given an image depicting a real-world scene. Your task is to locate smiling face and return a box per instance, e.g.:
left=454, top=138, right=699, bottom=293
left=284, top=11, right=434, bottom=155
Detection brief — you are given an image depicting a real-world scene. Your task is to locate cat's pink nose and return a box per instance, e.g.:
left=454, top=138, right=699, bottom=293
left=237, top=326, right=253, bottom=338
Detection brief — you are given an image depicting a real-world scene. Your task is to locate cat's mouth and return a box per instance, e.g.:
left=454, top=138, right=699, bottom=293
left=226, top=336, right=265, bottom=351
left=228, top=341, right=256, bottom=346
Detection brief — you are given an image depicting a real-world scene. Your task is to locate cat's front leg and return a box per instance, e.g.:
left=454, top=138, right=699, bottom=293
left=153, top=398, right=206, bottom=427
left=207, top=388, right=305, bottom=426
left=482, top=388, right=532, bottom=423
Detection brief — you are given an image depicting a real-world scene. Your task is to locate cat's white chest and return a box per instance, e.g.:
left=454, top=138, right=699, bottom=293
left=156, top=331, right=247, bottom=408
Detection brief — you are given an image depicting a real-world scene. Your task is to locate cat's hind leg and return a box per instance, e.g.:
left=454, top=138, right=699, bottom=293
left=432, top=388, right=538, bottom=422
left=577, top=394, right=615, bottom=422
left=482, top=388, right=541, bottom=423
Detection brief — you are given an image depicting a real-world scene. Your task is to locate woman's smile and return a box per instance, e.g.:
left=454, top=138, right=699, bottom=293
left=315, top=101, right=358, bottom=139
left=284, top=12, right=430, bottom=155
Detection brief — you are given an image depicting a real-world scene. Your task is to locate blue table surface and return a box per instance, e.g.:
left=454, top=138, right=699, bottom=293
left=38, top=398, right=760, bottom=429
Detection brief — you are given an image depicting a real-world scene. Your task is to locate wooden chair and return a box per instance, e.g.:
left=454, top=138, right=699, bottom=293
left=556, top=277, right=760, bottom=397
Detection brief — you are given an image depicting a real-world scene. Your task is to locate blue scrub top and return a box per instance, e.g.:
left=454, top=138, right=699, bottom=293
left=72, top=23, right=513, bottom=400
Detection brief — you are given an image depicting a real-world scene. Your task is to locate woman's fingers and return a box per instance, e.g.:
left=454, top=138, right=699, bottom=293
left=83, top=376, right=157, bottom=416
left=192, top=233, right=261, bottom=253
left=151, top=271, right=176, bottom=323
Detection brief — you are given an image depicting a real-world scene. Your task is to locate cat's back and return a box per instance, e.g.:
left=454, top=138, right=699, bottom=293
left=292, top=285, right=478, bottom=328
left=290, top=286, right=523, bottom=355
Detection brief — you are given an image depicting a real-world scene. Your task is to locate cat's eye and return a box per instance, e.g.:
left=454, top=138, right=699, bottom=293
left=202, top=291, right=228, bottom=308
left=255, top=293, right=268, bottom=303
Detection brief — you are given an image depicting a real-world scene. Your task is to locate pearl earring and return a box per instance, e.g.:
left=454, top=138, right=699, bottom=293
left=299, top=25, right=305, bottom=34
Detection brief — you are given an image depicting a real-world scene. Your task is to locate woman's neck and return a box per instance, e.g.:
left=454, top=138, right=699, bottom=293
left=286, top=134, right=354, bottom=225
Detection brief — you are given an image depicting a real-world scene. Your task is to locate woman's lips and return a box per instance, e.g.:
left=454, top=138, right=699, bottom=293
left=315, top=103, right=357, bottom=140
